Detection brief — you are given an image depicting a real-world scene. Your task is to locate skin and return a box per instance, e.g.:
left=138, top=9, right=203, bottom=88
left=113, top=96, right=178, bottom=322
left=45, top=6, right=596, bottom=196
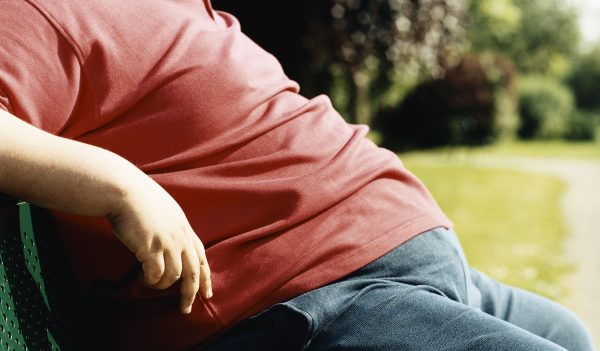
left=0, top=108, right=212, bottom=314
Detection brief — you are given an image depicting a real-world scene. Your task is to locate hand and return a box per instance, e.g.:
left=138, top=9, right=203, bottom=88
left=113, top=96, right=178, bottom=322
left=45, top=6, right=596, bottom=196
left=0, top=109, right=211, bottom=313
left=107, top=176, right=212, bottom=314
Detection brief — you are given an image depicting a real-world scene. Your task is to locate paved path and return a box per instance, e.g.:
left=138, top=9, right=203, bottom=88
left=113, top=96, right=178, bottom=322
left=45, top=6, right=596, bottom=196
left=472, top=156, right=600, bottom=347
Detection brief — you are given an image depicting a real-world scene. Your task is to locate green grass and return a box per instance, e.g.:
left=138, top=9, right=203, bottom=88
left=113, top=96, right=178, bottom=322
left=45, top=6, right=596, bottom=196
left=389, top=138, right=598, bottom=301
left=397, top=139, right=600, bottom=160
left=402, top=160, right=572, bottom=301
left=481, top=139, right=600, bottom=159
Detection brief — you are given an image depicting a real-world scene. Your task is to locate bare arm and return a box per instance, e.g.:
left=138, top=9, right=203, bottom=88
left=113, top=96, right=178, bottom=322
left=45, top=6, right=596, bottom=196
left=0, top=109, right=142, bottom=216
left=0, top=108, right=212, bottom=314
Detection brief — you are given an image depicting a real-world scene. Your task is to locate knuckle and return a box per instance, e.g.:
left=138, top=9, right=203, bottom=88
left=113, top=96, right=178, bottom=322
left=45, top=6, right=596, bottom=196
left=188, top=270, right=200, bottom=281
left=191, top=235, right=205, bottom=249
left=188, top=278, right=200, bottom=290
left=200, top=267, right=210, bottom=277
left=201, top=272, right=211, bottom=281
left=142, top=263, right=164, bottom=278
left=135, top=249, right=149, bottom=262
left=150, top=237, right=167, bottom=251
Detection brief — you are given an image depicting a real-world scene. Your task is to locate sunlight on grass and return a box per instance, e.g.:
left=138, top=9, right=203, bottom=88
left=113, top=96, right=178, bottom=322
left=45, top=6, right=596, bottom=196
left=397, top=139, right=600, bottom=161
left=481, top=140, right=600, bottom=159
left=403, top=161, right=572, bottom=301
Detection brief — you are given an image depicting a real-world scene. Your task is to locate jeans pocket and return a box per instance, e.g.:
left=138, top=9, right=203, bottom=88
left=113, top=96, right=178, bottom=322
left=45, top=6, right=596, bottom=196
left=204, top=303, right=313, bottom=351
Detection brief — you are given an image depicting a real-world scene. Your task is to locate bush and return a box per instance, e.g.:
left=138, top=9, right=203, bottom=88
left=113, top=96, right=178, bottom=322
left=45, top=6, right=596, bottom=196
left=517, top=76, right=574, bottom=139
left=565, top=110, right=596, bottom=141
left=374, top=54, right=515, bottom=150
left=567, top=46, right=600, bottom=111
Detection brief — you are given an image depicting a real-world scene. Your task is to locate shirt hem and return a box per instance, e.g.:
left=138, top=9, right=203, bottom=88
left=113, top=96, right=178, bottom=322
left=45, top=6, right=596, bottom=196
left=198, top=212, right=453, bottom=345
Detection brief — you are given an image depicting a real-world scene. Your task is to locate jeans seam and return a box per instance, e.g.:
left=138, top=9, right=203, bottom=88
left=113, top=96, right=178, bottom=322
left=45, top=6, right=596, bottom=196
left=447, top=230, right=475, bottom=306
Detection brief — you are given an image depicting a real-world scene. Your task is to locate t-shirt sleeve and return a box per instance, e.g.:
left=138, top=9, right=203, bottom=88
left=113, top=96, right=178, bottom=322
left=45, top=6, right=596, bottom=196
left=0, top=0, right=82, bottom=135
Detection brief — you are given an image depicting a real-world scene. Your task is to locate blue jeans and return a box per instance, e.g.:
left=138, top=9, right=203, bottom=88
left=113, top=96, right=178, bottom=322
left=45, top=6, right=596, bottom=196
left=202, top=227, right=595, bottom=350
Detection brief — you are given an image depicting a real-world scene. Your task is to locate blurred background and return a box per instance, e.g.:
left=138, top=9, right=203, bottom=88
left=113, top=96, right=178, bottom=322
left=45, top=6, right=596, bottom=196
left=214, top=0, right=600, bottom=345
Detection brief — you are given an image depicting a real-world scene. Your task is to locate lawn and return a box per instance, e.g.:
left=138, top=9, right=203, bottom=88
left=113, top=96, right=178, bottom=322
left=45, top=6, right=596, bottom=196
left=480, top=139, right=600, bottom=159
left=398, top=139, right=600, bottom=161
left=400, top=153, right=573, bottom=302
left=368, top=128, right=600, bottom=160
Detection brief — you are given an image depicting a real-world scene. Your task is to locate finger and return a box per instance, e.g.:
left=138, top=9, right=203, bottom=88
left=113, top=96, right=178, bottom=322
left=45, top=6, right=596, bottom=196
left=151, top=249, right=182, bottom=289
left=190, top=233, right=212, bottom=299
left=179, top=249, right=200, bottom=314
left=140, top=251, right=165, bottom=286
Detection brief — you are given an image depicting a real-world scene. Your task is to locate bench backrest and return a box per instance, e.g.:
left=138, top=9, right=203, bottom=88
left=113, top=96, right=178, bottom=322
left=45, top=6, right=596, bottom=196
left=0, top=200, right=105, bottom=351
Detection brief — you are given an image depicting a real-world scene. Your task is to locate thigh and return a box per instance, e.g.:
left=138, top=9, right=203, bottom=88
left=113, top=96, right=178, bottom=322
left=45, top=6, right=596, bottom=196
left=470, top=268, right=595, bottom=351
left=305, top=281, right=567, bottom=351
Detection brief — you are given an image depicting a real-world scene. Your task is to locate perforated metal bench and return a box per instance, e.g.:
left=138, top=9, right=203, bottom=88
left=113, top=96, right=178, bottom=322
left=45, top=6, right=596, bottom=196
left=0, top=196, right=105, bottom=351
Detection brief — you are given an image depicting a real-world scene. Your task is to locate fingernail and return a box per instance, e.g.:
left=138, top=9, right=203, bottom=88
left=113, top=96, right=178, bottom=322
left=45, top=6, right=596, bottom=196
left=207, top=289, right=213, bottom=299
left=184, top=306, right=192, bottom=314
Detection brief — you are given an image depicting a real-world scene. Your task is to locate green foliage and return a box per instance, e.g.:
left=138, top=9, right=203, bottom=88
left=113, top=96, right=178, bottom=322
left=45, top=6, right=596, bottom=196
left=567, top=45, right=600, bottom=111
left=493, top=88, right=520, bottom=141
left=469, top=0, right=579, bottom=77
left=479, top=53, right=519, bottom=141
left=468, top=0, right=592, bottom=143
left=213, top=0, right=468, bottom=125
left=469, top=0, right=522, bottom=49
left=215, top=0, right=587, bottom=146
left=565, top=110, right=597, bottom=141
left=375, top=53, right=517, bottom=150
left=305, top=0, right=468, bottom=124
left=517, top=76, right=574, bottom=139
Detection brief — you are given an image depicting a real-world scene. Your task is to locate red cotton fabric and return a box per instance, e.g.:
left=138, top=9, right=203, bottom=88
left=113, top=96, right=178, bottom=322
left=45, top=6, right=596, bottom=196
left=0, top=0, right=452, bottom=350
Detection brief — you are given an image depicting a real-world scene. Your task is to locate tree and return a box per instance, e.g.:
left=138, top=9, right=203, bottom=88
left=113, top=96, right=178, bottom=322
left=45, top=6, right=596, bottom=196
left=568, top=45, right=600, bottom=112
left=305, top=0, right=468, bottom=125
left=469, top=0, right=579, bottom=77
left=469, top=0, right=521, bottom=51
left=212, top=0, right=467, bottom=125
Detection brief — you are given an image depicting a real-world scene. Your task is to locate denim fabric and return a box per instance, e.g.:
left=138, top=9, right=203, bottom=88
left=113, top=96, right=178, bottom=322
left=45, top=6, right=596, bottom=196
left=203, top=227, right=595, bottom=351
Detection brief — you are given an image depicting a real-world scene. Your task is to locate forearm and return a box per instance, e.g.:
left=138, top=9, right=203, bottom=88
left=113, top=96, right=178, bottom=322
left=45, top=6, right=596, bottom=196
left=0, top=109, right=143, bottom=217
left=0, top=109, right=213, bottom=307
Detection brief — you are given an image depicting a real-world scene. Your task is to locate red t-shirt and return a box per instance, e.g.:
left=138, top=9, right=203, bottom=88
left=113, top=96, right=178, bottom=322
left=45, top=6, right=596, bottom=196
left=0, top=1, right=452, bottom=350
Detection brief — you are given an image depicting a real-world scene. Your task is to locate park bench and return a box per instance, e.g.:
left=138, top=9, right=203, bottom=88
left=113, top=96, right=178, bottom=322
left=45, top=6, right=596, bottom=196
left=0, top=195, right=107, bottom=350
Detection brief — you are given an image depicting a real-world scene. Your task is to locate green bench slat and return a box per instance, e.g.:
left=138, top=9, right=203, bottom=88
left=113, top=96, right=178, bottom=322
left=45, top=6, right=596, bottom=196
left=0, top=201, right=107, bottom=351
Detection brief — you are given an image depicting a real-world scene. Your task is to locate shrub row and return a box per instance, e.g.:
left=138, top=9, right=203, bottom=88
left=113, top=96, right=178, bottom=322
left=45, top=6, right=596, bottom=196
left=375, top=60, right=596, bottom=151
